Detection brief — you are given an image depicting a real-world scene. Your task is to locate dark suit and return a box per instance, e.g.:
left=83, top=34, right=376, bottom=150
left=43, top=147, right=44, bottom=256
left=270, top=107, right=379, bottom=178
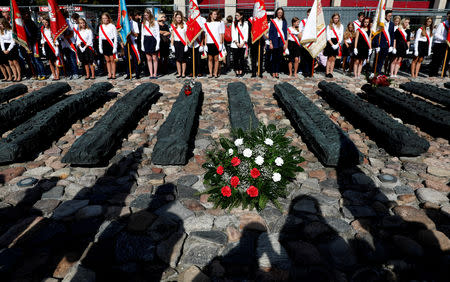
left=268, top=19, right=287, bottom=73
left=372, top=21, right=394, bottom=74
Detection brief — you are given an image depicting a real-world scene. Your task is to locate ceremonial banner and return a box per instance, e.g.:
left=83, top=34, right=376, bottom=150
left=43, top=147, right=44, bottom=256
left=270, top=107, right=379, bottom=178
left=251, top=0, right=269, bottom=43
left=48, top=0, right=68, bottom=41
left=371, top=0, right=386, bottom=37
left=186, top=0, right=204, bottom=44
left=10, top=0, right=29, bottom=52
left=300, top=0, right=326, bottom=58
left=117, top=0, right=131, bottom=45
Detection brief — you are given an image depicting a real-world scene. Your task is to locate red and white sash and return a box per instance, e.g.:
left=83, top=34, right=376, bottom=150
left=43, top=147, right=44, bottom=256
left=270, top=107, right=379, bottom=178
left=288, top=27, right=300, bottom=46
left=73, top=28, right=94, bottom=52
left=100, top=25, right=118, bottom=61
left=67, top=37, right=80, bottom=65
left=353, top=20, right=361, bottom=28
left=41, top=27, right=62, bottom=67
left=301, top=19, right=306, bottom=28
left=235, top=23, right=248, bottom=57
left=399, top=29, right=408, bottom=44
left=171, top=24, right=186, bottom=46
left=271, top=19, right=286, bottom=45
left=419, top=27, right=431, bottom=48
left=382, top=27, right=390, bottom=46
left=144, top=23, right=154, bottom=37
left=204, top=23, right=224, bottom=59
left=357, top=28, right=370, bottom=48
left=331, top=26, right=342, bottom=56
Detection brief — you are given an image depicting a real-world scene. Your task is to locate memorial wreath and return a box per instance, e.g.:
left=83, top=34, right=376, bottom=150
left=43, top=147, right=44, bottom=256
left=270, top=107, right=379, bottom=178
left=202, top=124, right=304, bottom=211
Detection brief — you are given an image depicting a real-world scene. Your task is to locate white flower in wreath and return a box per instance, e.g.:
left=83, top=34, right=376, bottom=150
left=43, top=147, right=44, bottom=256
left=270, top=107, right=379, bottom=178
left=228, top=148, right=234, bottom=156
left=243, top=148, right=252, bottom=158
left=264, top=138, right=274, bottom=146
left=255, top=155, right=264, bottom=165
left=272, top=172, right=281, bottom=182
left=234, top=138, right=243, bottom=147
left=275, top=157, right=284, bottom=166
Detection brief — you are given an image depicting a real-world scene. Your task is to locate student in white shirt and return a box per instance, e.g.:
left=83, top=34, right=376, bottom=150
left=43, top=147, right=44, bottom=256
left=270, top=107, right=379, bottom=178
left=204, top=9, right=225, bottom=78
left=287, top=17, right=301, bottom=77
left=429, top=11, right=450, bottom=77
left=76, top=18, right=95, bottom=80
left=170, top=10, right=188, bottom=78
left=324, top=13, right=344, bottom=78
left=40, top=17, right=60, bottom=81
left=98, top=12, right=118, bottom=79
left=411, top=17, right=433, bottom=78
left=0, top=18, right=16, bottom=81
left=141, top=9, right=160, bottom=78
left=231, top=11, right=248, bottom=77
left=353, top=12, right=364, bottom=30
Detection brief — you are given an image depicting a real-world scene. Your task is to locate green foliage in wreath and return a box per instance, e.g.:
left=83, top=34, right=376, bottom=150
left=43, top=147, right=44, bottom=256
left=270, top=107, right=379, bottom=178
left=202, top=123, right=305, bottom=211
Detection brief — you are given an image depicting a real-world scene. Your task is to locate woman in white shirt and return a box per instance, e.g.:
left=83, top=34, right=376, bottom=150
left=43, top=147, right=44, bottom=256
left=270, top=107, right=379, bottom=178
left=287, top=17, right=301, bottom=77
left=98, top=12, right=118, bottom=79
left=411, top=17, right=433, bottom=78
left=231, top=11, right=248, bottom=77
left=324, top=13, right=344, bottom=78
left=40, top=17, right=60, bottom=81
left=170, top=10, right=188, bottom=78
left=142, top=9, right=160, bottom=79
left=76, top=18, right=95, bottom=80
left=0, top=18, right=21, bottom=82
left=204, top=10, right=225, bottom=78
left=0, top=18, right=13, bottom=81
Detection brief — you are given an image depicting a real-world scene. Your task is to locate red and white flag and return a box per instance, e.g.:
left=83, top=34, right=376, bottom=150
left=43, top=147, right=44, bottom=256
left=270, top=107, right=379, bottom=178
left=251, top=0, right=269, bottom=44
left=186, top=0, right=205, bottom=45
left=48, top=0, right=68, bottom=41
left=10, top=0, right=29, bottom=52
left=300, top=0, right=326, bottom=58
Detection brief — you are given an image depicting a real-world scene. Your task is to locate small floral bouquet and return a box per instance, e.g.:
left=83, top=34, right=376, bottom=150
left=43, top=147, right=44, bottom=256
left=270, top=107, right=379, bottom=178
left=367, top=73, right=391, bottom=87
left=202, top=124, right=304, bottom=211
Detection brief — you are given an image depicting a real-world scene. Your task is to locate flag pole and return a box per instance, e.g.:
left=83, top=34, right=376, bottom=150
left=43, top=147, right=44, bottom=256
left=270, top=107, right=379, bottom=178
left=257, top=39, right=261, bottom=77
left=127, top=42, right=132, bottom=80
left=193, top=46, right=196, bottom=78
left=373, top=34, right=382, bottom=75
left=441, top=46, right=448, bottom=78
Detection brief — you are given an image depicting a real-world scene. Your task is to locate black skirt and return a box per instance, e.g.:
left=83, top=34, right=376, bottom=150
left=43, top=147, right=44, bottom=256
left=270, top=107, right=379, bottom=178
left=354, top=37, right=369, bottom=60
left=102, top=39, right=114, bottom=56
left=207, top=43, right=219, bottom=56
left=417, top=41, right=429, bottom=57
left=342, top=42, right=353, bottom=57
left=78, top=46, right=94, bottom=65
left=174, top=41, right=187, bottom=62
left=288, top=41, right=301, bottom=62
left=0, top=47, right=7, bottom=65
left=143, top=35, right=157, bottom=54
left=324, top=38, right=339, bottom=57
left=44, top=42, right=57, bottom=61
left=2, top=43, right=19, bottom=61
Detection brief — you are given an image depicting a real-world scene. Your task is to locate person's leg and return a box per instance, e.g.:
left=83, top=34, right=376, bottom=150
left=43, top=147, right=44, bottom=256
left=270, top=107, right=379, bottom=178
left=176, top=61, right=181, bottom=76
left=55, top=60, right=60, bottom=79
left=89, top=64, right=95, bottom=78
left=208, top=55, right=213, bottom=76
left=111, top=57, right=116, bottom=78
left=84, top=64, right=90, bottom=78
left=70, top=51, right=79, bottom=77
left=330, top=56, right=336, bottom=74
left=394, top=58, right=402, bottom=75
left=213, top=55, right=219, bottom=77
left=105, top=56, right=111, bottom=78
left=182, top=61, right=186, bottom=77
left=415, top=57, right=423, bottom=77
left=376, top=48, right=388, bottom=74
left=0, top=65, right=6, bottom=79
left=294, top=57, right=299, bottom=77
left=353, top=59, right=359, bottom=77
left=49, top=60, right=56, bottom=78
left=146, top=54, right=153, bottom=77
left=410, top=57, right=417, bottom=77
left=152, top=54, right=158, bottom=77
left=8, top=60, right=18, bottom=80
left=390, top=57, right=396, bottom=76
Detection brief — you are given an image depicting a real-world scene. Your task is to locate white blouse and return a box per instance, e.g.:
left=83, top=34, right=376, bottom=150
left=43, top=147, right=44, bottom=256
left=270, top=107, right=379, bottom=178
left=141, top=21, right=160, bottom=51
left=326, top=24, right=344, bottom=43
left=231, top=21, right=249, bottom=48
left=40, top=27, right=58, bottom=49
left=130, top=20, right=139, bottom=44
left=0, top=30, right=15, bottom=52
left=414, top=27, right=432, bottom=55
left=204, top=21, right=225, bottom=45
left=270, top=18, right=285, bottom=40
left=287, top=26, right=300, bottom=42
left=76, top=29, right=94, bottom=52
left=170, top=23, right=187, bottom=43
left=98, top=23, right=118, bottom=53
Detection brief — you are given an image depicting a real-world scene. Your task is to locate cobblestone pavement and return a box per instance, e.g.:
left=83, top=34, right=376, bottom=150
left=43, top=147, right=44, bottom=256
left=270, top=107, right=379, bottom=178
left=0, top=71, right=449, bottom=281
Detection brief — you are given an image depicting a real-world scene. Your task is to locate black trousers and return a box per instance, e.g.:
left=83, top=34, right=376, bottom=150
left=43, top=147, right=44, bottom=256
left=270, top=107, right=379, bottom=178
left=125, top=43, right=140, bottom=77
left=250, top=39, right=264, bottom=75
left=429, top=43, right=449, bottom=76
left=232, top=48, right=245, bottom=72
left=300, top=46, right=313, bottom=77
left=375, top=47, right=389, bottom=74
left=271, top=47, right=283, bottom=73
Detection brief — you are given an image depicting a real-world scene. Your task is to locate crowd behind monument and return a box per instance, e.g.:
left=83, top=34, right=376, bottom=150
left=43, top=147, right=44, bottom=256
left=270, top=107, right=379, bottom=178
left=0, top=7, right=449, bottom=82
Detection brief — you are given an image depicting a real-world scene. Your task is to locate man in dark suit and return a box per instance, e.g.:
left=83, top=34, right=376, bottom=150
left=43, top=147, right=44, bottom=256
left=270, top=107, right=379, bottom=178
left=372, top=10, right=394, bottom=74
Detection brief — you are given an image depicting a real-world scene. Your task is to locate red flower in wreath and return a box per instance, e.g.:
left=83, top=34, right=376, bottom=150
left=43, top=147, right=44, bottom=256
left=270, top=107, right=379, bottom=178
left=246, top=186, right=259, bottom=197
left=230, top=176, right=240, bottom=188
left=216, top=166, right=224, bottom=175
left=231, top=157, right=241, bottom=167
left=221, top=185, right=232, bottom=197
left=250, top=168, right=260, bottom=179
